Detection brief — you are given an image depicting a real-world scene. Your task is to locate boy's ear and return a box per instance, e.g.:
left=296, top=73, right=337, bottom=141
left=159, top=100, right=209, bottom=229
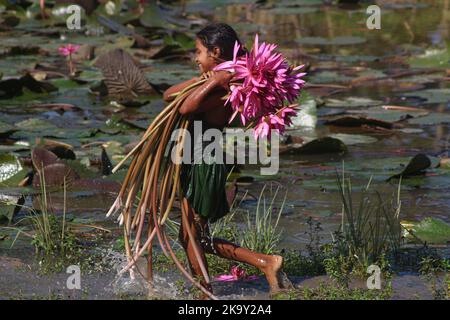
left=211, top=46, right=221, bottom=59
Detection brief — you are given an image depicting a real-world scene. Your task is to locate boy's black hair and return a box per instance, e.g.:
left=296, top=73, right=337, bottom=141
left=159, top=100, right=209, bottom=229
left=196, top=23, right=247, bottom=61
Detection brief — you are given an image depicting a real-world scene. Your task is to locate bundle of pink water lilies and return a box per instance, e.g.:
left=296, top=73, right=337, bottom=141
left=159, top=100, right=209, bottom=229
left=108, top=34, right=306, bottom=300
left=215, top=34, right=306, bottom=139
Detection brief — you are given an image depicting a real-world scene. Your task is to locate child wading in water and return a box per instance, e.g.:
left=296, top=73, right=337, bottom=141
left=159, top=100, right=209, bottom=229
left=163, top=23, right=284, bottom=298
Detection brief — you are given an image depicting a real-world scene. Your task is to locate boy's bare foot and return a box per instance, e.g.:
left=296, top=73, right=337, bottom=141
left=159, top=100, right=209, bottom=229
left=261, top=255, right=284, bottom=294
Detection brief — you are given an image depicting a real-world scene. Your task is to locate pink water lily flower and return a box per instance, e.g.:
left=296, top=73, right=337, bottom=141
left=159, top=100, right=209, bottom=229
left=253, top=104, right=299, bottom=140
left=214, top=34, right=306, bottom=140
left=58, top=44, right=80, bottom=76
left=214, top=265, right=259, bottom=282
left=58, top=44, right=80, bottom=57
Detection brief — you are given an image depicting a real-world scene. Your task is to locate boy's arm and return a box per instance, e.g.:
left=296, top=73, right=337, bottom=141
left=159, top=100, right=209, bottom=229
left=178, top=71, right=233, bottom=115
left=163, top=76, right=200, bottom=102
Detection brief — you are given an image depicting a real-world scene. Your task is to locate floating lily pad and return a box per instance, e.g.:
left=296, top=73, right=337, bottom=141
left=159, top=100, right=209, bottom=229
left=280, top=137, right=347, bottom=155
left=408, top=113, right=450, bottom=125
left=139, top=2, right=170, bottom=29
left=0, top=193, right=24, bottom=223
left=411, top=218, right=450, bottom=244
left=31, top=147, right=59, bottom=170
left=15, top=118, right=58, bottom=132
left=0, top=154, right=23, bottom=183
left=398, top=128, right=424, bottom=134
left=401, top=89, right=450, bottom=104
left=291, top=92, right=317, bottom=128
left=146, top=62, right=197, bottom=87
left=328, top=134, right=377, bottom=145
left=325, top=116, right=394, bottom=129
left=348, top=106, right=429, bottom=122
left=387, top=154, right=431, bottom=181
left=310, top=71, right=351, bottom=84
left=440, top=158, right=450, bottom=169
left=408, top=45, right=450, bottom=69
left=297, top=36, right=366, bottom=46
left=33, top=162, right=80, bottom=187
left=325, top=97, right=383, bottom=108
left=0, top=120, right=16, bottom=138
left=0, top=73, right=57, bottom=99
left=266, top=6, right=319, bottom=15
left=70, top=177, right=121, bottom=193
left=0, top=143, right=30, bottom=153
left=164, top=31, right=195, bottom=51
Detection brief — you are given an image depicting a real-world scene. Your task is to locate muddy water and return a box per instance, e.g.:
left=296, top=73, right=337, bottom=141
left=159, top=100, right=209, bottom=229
left=0, top=0, right=449, bottom=299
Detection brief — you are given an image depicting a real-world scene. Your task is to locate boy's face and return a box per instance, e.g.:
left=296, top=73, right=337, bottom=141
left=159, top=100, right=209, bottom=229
left=195, top=38, right=219, bottom=73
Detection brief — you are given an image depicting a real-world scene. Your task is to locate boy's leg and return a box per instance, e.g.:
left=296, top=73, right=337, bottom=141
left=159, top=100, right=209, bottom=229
left=178, top=197, right=212, bottom=294
left=196, top=217, right=284, bottom=293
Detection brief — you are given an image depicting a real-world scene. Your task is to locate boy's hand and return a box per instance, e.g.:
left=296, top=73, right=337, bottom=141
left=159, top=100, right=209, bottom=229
left=200, top=71, right=216, bottom=80
left=210, top=70, right=234, bottom=91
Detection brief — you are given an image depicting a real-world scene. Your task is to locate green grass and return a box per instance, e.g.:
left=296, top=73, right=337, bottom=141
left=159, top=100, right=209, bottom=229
left=3, top=169, right=110, bottom=274
left=272, top=282, right=393, bottom=300
left=240, top=184, right=285, bottom=255
left=332, top=164, right=403, bottom=275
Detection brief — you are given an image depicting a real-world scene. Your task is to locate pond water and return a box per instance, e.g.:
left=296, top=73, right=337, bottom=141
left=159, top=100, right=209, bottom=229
left=0, top=0, right=448, bottom=299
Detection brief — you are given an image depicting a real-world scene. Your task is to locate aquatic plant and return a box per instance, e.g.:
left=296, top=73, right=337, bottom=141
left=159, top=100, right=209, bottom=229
left=9, top=173, right=80, bottom=273
left=3, top=169, right=108, bottom=273
left=214, top=34, right=306, bottom=139
left=240, top=184, right=285, bottom=255
left=419, top=256, right=449, bottom=300
left=334, top=164, right=403, bottom=272
left=58, top=44, right=80, bottom=76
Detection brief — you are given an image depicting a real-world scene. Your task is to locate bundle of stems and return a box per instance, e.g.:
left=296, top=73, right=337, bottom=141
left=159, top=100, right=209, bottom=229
left=106, top=79, right=218, bottom=300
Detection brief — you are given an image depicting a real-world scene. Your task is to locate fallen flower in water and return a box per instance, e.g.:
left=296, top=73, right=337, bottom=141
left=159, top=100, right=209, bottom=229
left=58, top=44, right=80, bottom=76
left=214, top=265, right=259, bottom=282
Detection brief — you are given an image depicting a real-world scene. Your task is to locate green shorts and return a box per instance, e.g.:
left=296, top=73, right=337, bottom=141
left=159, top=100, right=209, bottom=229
left=179, top=119, right=230, bottom=223
left=180, top=161, right=230, bottom=223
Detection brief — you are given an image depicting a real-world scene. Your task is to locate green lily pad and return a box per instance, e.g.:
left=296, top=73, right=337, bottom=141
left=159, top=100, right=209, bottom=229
left=15, top=118, right=57, bottom=132
left=401, top=89, right=450, bottom=104
left=324, top=115, right=393, bottom=129
left=349, top=106, right=429, bottom=122
left=145, top=62, right=197, bottom=87
left=291, top=92, right=317, bottom=128
left=280, top=137, right=347, bottom=155
left=332, top=55, right=379, bottom=63
left=297, top=36, right=366, bottom=46
left=325, top=97, right=383, bottom=108
left=328, top=134, right=377, bottom=145
left=266, top=6, right=319, bottom=15
left=310, top=71, right=351, bottom=84
left=0, top=153, right=23, bottom=183
left=387, top=153, right=431, bottom=181
left=440, top=158, right=450, bottom=169
left=408, top=113, right=450, bottom=125
left=0, top=120, right=16, bottom=137
left=0, top=193, right=24, bottom=223
left=139, top=2, right=170, bottom=28
left=164, top=31, right=195, bottom=51
left=316, top=154, right=448, bottom=194
left=413, top=218, right=450, bottom=244
left=408, top=44, right=450, bottom=69
left=0, top=225, right=32, bottom=249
